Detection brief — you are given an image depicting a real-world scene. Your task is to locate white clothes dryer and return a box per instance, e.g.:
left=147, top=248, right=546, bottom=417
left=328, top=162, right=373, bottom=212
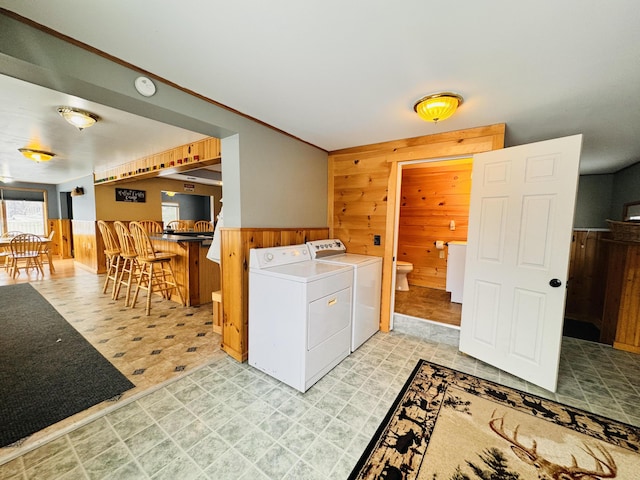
left=248, top=244, right=353, bottom=392
left=307, top=239, right=382, bottom=352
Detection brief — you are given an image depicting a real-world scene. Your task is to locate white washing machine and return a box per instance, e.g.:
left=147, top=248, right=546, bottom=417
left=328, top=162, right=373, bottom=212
left=307, top=239, right=382, bottom=352
left=248, top=244, right=353, bottom=392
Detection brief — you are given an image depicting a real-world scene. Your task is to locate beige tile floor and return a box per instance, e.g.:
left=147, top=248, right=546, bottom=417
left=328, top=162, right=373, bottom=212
left=2, top=271, right=640, bottom=479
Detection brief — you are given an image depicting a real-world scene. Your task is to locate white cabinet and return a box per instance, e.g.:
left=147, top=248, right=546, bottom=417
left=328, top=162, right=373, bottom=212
left=446, top=241, right=467, bottom=304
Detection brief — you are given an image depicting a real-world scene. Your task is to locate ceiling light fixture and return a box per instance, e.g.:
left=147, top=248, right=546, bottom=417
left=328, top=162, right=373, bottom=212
left=413, top=92, right=464, bottom=123
left=18, top=148, right=56, bottom=162
left=56, top=106, right=100, bottom=130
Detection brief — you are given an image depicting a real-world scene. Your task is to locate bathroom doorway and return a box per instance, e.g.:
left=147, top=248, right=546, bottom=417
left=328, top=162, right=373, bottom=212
left=392, top=157, right=472, bottom=327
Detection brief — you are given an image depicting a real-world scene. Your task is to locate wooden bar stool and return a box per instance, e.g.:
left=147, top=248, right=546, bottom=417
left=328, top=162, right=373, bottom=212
left=129, top=221, right=185, bottom=315
left=194, top=220, right=214, bottom=232
left=113, top=221, right=139, bottom=307
left=97, top=220, right=121, bottom=298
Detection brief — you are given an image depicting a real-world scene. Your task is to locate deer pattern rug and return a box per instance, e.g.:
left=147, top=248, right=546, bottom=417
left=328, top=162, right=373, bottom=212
left=349, top=360, right=640, bottom=480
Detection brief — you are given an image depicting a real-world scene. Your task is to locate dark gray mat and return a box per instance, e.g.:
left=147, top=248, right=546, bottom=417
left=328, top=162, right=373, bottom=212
left=0, top=283, right=134, bottom=447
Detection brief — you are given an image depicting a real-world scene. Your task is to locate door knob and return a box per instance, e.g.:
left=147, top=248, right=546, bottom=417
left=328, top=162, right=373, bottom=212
left=549, top=278, right=562, bottom=288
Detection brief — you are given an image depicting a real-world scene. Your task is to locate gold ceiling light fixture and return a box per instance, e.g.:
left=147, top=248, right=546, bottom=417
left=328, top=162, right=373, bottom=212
left=18, top=148, right=56, bottom=162
left=413, top=92, right=464, bottom=123
left=56, top=106, right=100, bottom=130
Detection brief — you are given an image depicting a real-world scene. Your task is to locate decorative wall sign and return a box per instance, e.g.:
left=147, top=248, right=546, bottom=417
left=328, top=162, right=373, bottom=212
left=115, top=188, right=146, bottom=203
left=183, top=183, right=195, bottom=192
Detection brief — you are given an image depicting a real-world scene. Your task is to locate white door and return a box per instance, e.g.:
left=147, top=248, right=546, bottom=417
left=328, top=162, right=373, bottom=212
left=459, top=135, right=582, bottom=392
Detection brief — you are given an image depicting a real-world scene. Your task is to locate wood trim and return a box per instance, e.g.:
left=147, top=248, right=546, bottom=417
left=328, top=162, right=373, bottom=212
left=381, top=159, right=397, bottom=332
left=219, top=227, right=329, bottom=362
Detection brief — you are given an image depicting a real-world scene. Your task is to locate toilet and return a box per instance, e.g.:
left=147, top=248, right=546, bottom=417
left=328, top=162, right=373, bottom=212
left=395, top=261, right=413, bottom=291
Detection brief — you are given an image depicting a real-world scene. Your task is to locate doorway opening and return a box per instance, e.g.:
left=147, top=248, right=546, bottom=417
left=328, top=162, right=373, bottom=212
left=392, top=157, right=472, bottom=327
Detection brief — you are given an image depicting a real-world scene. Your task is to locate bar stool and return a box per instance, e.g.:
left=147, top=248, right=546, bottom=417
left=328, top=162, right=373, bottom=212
left=113, top=221, right=139, bottom=307
left=136, top=220, right=163, bottom=234
left=129, top=221, right=185, bottom=315
left=97, top=220, right=121, bottom=298
left=194, top=220, right=214, bottom=232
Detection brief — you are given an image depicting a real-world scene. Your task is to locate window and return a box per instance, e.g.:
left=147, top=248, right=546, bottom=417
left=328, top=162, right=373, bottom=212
left=162, top=202, right=180, bottom=227
left=0, top=188, right=48, bottom=236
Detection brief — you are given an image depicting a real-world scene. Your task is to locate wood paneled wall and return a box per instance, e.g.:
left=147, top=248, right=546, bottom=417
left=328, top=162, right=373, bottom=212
left=220, top=227, right=329, bottom=362
left=564, top=230, right=610, bottom=331
left=328, top=124, right=505, bottom=331
left=398, top=159, right=472, bottom=289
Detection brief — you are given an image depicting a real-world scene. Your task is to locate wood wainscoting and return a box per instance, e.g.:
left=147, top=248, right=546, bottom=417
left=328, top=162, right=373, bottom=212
left=603, top=240, right=640, bottom=352
left=72, top=220, right=102, bottom=273
left=47, top=218, right=73, bottom=259
left=219, top=227, right=329, bottom=362
left=564, top=229, right=610, bottom=335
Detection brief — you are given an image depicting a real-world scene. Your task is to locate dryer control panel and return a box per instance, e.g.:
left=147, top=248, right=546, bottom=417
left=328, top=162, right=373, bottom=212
left=249, top=244, right=311, bottom=269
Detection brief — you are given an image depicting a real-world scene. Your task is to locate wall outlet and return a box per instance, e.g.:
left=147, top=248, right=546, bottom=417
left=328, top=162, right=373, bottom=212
left=373, top=234, right=381, bottom=246
left=439, top=250, right=445, bottom=259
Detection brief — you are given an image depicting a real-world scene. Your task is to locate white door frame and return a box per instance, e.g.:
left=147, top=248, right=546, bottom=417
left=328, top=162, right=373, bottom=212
left=389, top=155, right=472, bottom=329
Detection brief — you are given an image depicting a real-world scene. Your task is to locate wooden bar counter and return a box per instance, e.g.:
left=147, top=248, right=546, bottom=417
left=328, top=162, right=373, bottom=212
left=149, top=233, right=220, bottom=307
left=602, top=239, right=640, bottom=353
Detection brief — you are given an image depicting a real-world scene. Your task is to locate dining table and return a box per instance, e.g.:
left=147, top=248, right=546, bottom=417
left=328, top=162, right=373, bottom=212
left=0, top=235, right=55, bottom=273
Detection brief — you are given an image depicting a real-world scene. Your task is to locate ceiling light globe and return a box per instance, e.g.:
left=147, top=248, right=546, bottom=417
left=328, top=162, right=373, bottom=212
left=57, top=106, right=100, bottom=130
left=18, top=148, right=56, bottom=162
left=414, top=92, right=463, bottom=123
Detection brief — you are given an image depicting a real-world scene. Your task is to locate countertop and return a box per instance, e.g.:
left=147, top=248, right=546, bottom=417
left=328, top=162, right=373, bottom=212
left=150, top=233, right=213, bottom=244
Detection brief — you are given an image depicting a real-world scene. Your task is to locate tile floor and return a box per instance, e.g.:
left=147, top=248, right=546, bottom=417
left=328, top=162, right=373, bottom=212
left=3, top=310, right=640, bottom=479
left=0, top=265, right=218, bottom=465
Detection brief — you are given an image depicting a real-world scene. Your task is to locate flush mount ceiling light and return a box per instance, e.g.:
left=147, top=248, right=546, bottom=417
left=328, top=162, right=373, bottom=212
left=18, top=148, right=56, bottom=162
left=413, top=92, right=464, bottom=123
left=56, top=106, right=100, bottom=130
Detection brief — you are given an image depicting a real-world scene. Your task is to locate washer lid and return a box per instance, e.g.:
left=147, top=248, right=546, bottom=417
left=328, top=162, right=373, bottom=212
left=251, top=260, right=352, bottom=282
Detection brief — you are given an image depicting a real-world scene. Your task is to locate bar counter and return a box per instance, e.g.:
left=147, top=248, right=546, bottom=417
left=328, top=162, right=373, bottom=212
left=149, top=233, right=219, bottom=307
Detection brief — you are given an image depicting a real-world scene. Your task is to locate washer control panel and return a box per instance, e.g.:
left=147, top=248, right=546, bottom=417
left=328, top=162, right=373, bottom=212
left=306, top=239, right=346, bottom=259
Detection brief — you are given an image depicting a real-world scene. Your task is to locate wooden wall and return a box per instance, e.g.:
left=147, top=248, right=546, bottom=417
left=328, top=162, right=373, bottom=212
left=564, top=230, right=610, bottom=331
left=398, top=159, right=472, bottom=289
left=220, top=227, right=329, bottom=362
left=328, top=124, right=506, bottom=331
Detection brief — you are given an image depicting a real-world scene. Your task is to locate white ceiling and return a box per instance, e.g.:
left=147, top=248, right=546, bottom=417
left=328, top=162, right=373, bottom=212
left=1, top=0, right=640, bottom=185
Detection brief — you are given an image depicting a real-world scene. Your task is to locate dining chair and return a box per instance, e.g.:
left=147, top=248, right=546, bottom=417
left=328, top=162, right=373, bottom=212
left=193, top=220, right=214, bottom=232
left=39, top=230, right=56, bottom=273
left=113, top=221, right=139, bottom=307
left=8, top=233, right=44, bottom=278
left=97, top=220, right=122, bottom=299
left=129, top=221, right=185, bottom=315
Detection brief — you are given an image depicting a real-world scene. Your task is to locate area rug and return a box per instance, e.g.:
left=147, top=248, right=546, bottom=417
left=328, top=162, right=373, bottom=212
left=349, top=360, right=640, bottom=479
left=0, top=284, right=134, bottom=447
